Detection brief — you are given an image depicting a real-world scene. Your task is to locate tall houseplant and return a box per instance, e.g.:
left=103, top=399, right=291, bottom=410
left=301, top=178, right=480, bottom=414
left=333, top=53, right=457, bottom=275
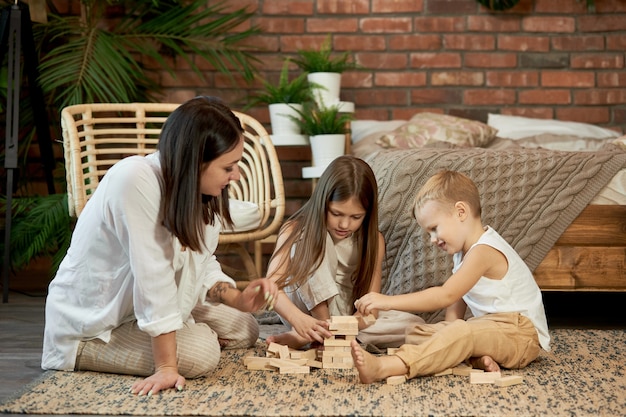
left=247, top=59, right=311, bottom=144
left=292, top=35, right=357, bottom=108
left=1, top=0, right=262, bottom=279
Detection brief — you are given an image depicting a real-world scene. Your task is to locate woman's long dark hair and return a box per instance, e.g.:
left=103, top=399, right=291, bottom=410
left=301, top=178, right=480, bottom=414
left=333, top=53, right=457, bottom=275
left=158, top=96, right=243, bottom=252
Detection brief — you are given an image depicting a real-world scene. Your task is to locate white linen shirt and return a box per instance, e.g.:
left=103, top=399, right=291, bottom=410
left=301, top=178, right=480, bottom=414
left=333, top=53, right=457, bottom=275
left=42, top=152, right=236, bottom=371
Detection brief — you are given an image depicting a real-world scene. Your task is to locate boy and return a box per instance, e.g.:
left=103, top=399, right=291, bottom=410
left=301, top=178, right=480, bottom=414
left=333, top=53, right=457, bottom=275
left=351, top=170, right=550, bottom=383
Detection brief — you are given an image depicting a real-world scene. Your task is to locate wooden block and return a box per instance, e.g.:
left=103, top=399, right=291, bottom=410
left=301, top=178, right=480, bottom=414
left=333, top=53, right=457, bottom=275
left=322, top=350, right=352, bottom=358
left=433, top=368, right=453, bottom=377
left=322, top=362, right=353, bottom=369
left=452, top=365, right=483, bottom=376
left=330, top=316, right=359, bottom=324
left=470, top=371, right=502, bottom=384
left=362, top=314, right=376, bottom=326
left=243, top=356, right=273, bottom=370
left=289, top=348, right=318, bottom=360
left=495, top=375, right=524, bottom=387
left=330, top=328, right=359, bottom=336
left=386, top=375, right=407, bottom=385
left=306, top=359, right=323, bottom=368
left=279, top=365, right=310, bottom=374
left=324, top=338, right=352, bottom=347
left=268, top=358, right=309, bottom=368
left=267, top=342, right=290, bottom=358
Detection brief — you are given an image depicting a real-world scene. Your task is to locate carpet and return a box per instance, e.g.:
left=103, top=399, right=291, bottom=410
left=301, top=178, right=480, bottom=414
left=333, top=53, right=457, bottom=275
left=2, top=328, right=624, bottom=416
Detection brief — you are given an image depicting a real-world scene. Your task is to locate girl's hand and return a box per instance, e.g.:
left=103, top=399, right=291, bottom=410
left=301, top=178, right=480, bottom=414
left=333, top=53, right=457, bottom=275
left=130, top=366, right=185, bottom=397
left=237, top=278, right=278, bottom=312
left=354, top=292, right=391, bottom=316
left=290, top=311, right=331, bottom=344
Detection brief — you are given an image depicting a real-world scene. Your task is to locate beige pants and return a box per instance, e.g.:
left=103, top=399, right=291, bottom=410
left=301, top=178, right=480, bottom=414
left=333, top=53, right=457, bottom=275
left=75, top=303, right=259, bottom=378
left=395, top=312, right=541, bottom=379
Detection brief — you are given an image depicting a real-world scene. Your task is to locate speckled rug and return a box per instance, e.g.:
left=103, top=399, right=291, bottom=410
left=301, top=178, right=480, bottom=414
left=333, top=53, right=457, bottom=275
left=1, top=328, right=624, bottom=416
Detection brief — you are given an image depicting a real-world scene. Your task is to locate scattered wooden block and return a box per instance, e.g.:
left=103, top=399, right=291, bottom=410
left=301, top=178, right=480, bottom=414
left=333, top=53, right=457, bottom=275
left=306, top=359, right=323, bottom=368
left=289, top=348, right=318, bottom=361
left=362, top=314, right=376, bottom=326
left=452, top=365, right=483, bottom=376
left=330, top=316, right=359, bottom=324
left=433, top=368, right=453, bottom=377
left=495, top=375, right=524, bottom=387
left=243, top=356, right=273, bottom=370
left=268, top=358, right=308, bottom=368
left=470, top=371, right=502, bottom=384
left=267, top=342, right=290, bottom=359
left=278, top=365, right=310, bottom=374
left=386, top=375, right=407, bottom=385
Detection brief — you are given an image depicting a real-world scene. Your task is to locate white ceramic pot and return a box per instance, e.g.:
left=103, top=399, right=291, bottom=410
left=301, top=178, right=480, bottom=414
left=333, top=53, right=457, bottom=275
left=309, top=133, right=345, bottom=169
left=269, top=103, right=302, bottom=135
left=307, top=72, right=341, bottom=108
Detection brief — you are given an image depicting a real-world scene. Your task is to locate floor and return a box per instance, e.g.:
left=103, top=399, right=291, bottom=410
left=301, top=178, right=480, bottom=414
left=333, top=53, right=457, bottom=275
left=1, top=278, right=626, bottom=416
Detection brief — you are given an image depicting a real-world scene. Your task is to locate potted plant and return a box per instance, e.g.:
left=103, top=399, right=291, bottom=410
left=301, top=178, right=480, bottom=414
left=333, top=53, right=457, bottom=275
left=290, top=102, right=354, bottom=169
left=247, top=60, right=311, bottom=145
left=292, top=35, right=358, bottom=108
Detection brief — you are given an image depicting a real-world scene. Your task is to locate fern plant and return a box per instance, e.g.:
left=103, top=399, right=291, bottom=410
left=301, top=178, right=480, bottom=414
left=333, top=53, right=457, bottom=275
left=247, top=60, right=312, bottom=107
left=292, top=35, right=357, bottom=74
left=290, top=102, right=353, bottom=136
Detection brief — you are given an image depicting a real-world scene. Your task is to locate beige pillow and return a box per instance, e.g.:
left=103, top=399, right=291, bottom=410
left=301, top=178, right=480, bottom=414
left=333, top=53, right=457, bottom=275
left=376, top=112, right=498, bottom=149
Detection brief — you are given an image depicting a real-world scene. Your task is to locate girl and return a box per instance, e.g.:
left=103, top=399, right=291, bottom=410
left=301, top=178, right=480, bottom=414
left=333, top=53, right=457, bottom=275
left=42, top=97, right=277, bottom=396
left=266, top=155, right=423, bottom=349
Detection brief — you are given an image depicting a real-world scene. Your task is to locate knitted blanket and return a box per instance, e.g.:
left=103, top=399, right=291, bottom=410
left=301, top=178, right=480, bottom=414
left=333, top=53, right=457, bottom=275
left=367, top=145, right=626, bottom=323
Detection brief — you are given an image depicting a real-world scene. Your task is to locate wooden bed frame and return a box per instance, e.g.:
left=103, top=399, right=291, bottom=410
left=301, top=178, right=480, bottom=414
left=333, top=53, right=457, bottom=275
left=533, top=205, right=626, bottom=291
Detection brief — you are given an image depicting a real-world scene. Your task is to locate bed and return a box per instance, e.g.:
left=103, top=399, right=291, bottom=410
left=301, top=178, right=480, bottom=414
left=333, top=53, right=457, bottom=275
left=349, top=113, right=626, bottom=322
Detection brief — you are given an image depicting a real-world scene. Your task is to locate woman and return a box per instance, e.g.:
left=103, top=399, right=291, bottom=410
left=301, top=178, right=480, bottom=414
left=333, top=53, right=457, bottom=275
left=42, top=96, right=277, bottom=396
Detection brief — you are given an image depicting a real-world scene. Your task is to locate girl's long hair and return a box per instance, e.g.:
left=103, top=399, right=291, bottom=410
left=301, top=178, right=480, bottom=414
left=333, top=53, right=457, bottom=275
left=271, top=155, right=379, bottom=305
left=158, top=96, right=243, bottom=252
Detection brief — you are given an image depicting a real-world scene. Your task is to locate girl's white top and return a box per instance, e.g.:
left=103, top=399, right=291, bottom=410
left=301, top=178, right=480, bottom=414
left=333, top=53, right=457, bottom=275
left=453, top=226, right=551, bottom=351
left=42, top=153, right=236, bottom=371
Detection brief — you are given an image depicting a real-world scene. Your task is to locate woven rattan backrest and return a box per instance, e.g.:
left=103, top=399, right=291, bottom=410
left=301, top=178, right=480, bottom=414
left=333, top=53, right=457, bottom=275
left=61, top=103, right=285, bottom=243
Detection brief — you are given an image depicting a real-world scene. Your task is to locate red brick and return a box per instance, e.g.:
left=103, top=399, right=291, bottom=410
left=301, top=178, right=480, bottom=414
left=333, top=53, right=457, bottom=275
left=307, top=18, right=358, bottom=33
left=574, top=89, right=626, bottom=105
left=571, top=53, right=624, bottom=69
left=372, top=0, right=424, bottom=13
left=497, top=35, right=550, bottom=52
left=467, top=15, right=521, bottom=32
left=444, top=34, right=495, bottom=50
left=354, top=89, right=409, bottom=105
left=519, top=89, right=571, bottom=104
left=161, top=70, right=207, bottom=87
left=465, top=53, right=517, bottom=68
left=551, top=35, right=605, bottom=51
left=342, top=72, right=373, bottom=88
left=578, top=15, right=626, bottom=32
left=411, top=89, right=462, bottom=104
left=486, top=71, right=539, bottom=87
left=360, top=17, right=413, bottom=33
left=541, top=71, right=595, bottom=87
left=357, top=53, right=408, bottom=69
left=375, top=72, right=427, bottom=87
left=597, top=72, right=626, bottom=87
left=464, top=89, right=516, bottom=105
left=426, top=0, right=478, bottom=14
left=431, top=71, right=484, bottom=86
left=501, top=107, right=554, bottom=119
left=256, top=17, right=305, bottom=33
left=317, top=0, right=369, bottom=14
left=534, top=0, right=587, bottom=13
left=262, top=1, right=314, bottom=14
left=280, top=35, right=330, bottom=52
left=410, top=53, right=462, bottom=68
left=356, top=108, right=392, bottom=120
left=335, top=35, right=386, bottom=51
left=414, top=16, right=466, bottom=32
left=595, top=0, right=626, bottom=12
left=522, top=17, right=575, bottom=33
left=388, top=34, right=442, bottom=50
left=556, top=107, right=610, bottom=124
left=606, top=35, right=626, bottom=50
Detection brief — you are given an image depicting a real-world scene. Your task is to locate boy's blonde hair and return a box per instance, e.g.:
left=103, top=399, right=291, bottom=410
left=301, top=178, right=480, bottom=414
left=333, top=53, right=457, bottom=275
left=413, top=170, right=482, bottom=218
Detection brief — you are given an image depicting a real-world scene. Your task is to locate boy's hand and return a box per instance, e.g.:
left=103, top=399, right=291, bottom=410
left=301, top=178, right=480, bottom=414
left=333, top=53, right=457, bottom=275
left=354, top=292, right=391, bottom=316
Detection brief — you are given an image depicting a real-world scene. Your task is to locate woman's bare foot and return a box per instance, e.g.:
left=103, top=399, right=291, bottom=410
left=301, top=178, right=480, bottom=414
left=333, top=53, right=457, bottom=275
left=265, top=329, right=310, bottom=349
left=470, top=355, right=501, bottom=372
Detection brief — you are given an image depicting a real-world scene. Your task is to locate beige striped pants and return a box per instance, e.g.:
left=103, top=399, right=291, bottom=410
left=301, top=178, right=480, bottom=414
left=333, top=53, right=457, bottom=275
left=75, top=303, right=259, bottom=378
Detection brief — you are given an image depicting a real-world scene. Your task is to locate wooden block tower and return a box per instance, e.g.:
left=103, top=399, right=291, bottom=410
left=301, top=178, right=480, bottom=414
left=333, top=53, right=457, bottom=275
left=322, top=316, right=359, bottom=369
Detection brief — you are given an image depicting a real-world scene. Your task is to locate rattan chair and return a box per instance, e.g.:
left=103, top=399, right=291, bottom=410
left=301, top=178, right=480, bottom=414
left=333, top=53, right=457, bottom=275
left=61, top=103, right=285, bottom=287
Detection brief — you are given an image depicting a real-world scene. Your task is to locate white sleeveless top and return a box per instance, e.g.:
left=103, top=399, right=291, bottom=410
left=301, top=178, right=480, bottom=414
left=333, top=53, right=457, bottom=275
left=453, top=226, right=551, bottom=351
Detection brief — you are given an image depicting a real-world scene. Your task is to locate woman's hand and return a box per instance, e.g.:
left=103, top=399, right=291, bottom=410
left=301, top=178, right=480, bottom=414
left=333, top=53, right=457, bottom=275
left=235, top=278, right=278, bottom=312
left=130, top=366, right=185, bottom=397
left=354, top=292, right=392, bottom=316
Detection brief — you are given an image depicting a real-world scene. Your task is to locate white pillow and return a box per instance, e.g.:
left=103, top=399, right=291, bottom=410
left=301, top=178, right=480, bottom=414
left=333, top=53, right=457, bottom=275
left=224, top=199, right=261, bottom=233
left=487, top=114, right=620, bottom=140
left=351, top=120, right=407, bottom=143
